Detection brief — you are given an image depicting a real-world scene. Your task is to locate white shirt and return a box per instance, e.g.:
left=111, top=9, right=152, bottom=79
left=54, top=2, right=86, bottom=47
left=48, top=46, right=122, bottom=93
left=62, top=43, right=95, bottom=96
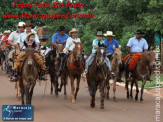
left=65, top=37, right=81, bottom=51
left=8, top=31, right=22, bottom=44
left=17, top=32, right=40, bottom=50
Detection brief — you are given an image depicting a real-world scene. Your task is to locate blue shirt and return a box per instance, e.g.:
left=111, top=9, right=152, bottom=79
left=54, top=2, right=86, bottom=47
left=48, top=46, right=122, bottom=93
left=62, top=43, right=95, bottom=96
left=104, top=39, right=119, bottom=54
left=127, top=37, right=148, bottom=52
left=52, top=32, right=68, bottom=47
left=92, top=39, right=104, bottom=53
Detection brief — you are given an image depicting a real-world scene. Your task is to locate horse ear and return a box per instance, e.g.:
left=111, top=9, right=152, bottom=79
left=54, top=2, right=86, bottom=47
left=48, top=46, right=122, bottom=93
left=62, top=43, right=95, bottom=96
left=119, top=45, right=121, bottom=50
left=73, top=41, right=77, bottom=45
left=150, top=46, right=156, bottom=51
left=32, top=41, right=36, bottom=48
left=113, top=45, right=116, bottom=49
left=24, top=41, right=28, bottom=48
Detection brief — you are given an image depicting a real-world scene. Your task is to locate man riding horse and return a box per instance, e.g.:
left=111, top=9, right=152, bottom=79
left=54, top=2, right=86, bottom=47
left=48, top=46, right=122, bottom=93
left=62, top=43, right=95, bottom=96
left=6, top=22, right=25, bottom=79
left=45, top=26, right=68, bottom=72
left=83, top=31, right=112, bottom=77
left=125, top=30, right=152, bottom=81
left=11, top=21, right=46, bottom=81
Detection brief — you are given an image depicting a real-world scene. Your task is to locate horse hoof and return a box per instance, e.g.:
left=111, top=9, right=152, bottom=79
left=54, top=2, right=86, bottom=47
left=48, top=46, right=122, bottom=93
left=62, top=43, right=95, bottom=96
left=130, top=96, right=133, bottom=99
left=135, top=96, right=138, bottom=101
left=127, top=96, right=129, bottom=99
left=113, top=98, right=117, bottom=102
left=100, top=106, right=104, bottom=109
left=90, top=103, right=95, bottom=108
left=72, top=99, right=76, bottom=103
left=140, top=98, right=144, bottom=102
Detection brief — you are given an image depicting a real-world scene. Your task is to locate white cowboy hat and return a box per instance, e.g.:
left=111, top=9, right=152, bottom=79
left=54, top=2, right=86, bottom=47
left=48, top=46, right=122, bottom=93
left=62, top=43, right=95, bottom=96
left=18, top=22, right=25, bottom=27
left=69, top=28, right=78, bottom=36
left=103, top=31, right=115, bottom=37
left=4, top=30, right=11, bottom=34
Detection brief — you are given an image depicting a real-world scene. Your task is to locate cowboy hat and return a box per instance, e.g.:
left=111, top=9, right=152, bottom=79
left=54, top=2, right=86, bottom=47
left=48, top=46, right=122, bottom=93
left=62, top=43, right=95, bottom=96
left=26, top=33, right=35, bottom=41
left=4, top=30, right=11, bottom=34
left=103, top=31, right=115, bottom=36
left=25, top=21, right=35, bottom=29
left=135, top=30, right=144, bottom=35
left=58, top=26, right=66, bottom=31
left=96, top=31, right=103, bottom=36
left=69, top=28, right=78, bottom=36
left=18, top=22, right=25, bottom=27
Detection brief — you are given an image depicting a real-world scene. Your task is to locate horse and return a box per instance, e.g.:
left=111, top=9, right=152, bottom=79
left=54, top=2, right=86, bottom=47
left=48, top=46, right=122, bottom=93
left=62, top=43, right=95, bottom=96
left=125, top=47, right=156, bottom=102
left=0, top=45, right=12, bottom=70
left=49, top=43, right=68, bottom=97
left=105, top=45, right=122, bottom=101
left=67, top=41, right=83, bottom=103
left=87, top=47, right=110, bottom=109
left=19, top=42, right=39, bottom=105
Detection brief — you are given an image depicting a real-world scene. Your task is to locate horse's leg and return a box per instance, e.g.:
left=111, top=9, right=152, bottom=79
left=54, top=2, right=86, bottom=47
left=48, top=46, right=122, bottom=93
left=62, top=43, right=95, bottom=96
left=140, top=80, right=146, bottom=102
left=29, top=85, right=35, bottom=105
left=70, top=76, right=75, bottom=103
left=125, top=79, right=129, bottom=99
left=135, top=81, right=139, bottom=101
left=25, top=86, right=30, bottom=105
left=113, top=78, right=117, bottom=102
left=21, top=85, right=25, bottom=105
left=50, top=75, right=53, bottom=95
left=88, top=82, right=95, bottom=108
left=63, top=74, right=68, bottom=99
left=54, top=77, right=59, bottom=97
left=100, top=80, right=106, bottom=109
left=130, top=80, right=134, bottom=99
left=75, top=76, right=80, bottom=100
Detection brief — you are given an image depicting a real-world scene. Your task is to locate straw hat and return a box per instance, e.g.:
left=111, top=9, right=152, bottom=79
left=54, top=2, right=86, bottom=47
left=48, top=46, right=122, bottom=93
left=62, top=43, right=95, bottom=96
left=69, top=28, right=78, bottom=36
left=103, top=31, right=115, bottom=37
left=4, top=30, right=11, bottom=34
left=18, top=22, right=25, bottom=27
left=26, top=33, right=35, bottom=41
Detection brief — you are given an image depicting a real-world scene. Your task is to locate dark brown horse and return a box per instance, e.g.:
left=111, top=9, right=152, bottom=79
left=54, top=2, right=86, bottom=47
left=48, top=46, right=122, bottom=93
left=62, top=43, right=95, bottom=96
left=105, top=45, right=122, bottom=101
left=19, top=42, right=39, bottom=105
left=87, top=47, right=110, bottom=109
left=125, top=47, right=156, bottom=102
left=67, top=42, right=83, bottom=103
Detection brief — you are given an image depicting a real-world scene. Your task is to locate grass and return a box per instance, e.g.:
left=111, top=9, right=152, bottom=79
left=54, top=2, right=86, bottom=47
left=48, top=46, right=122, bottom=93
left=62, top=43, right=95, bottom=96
left=121, top=73, right=163, bottom=90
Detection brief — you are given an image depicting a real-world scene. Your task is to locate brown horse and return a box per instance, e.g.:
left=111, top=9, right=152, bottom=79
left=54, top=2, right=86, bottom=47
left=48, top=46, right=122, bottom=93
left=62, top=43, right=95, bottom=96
left=105, top=45, right=122, bottom=101
left=125, top=47, right=156, bottom=101
left=67, top=42, right=83, bottom=103
left=19, top=42, right=39, bottom=105
left=87, top=47, right=110, bottom=109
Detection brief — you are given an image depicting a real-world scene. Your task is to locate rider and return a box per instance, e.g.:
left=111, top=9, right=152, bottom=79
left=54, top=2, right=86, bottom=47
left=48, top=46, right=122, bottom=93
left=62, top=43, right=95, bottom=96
left=45, top=26, right=68, bottom=71
left=83, top=31, right=112, bottom=76
left=0, top=30, right=11, bottom=50
left=126, top=30, right=151, bottom=81
left=7, top=22, right=25, bottom=77
left=0, top=32, right=3, bottom=42
left=57, top=28, right=84, bottom=76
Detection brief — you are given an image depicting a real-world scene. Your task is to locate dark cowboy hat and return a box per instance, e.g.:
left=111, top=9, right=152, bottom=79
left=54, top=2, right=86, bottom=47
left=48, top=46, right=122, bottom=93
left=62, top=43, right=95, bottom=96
left=135, top=30, right=144, bottom=35
left=25, top=21, right=35, bottom=29
left=58, top=26, right=66, bottom=31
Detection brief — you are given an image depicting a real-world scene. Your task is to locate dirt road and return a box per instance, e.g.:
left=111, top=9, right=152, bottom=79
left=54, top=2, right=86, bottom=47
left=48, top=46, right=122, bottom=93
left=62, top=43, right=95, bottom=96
left=0, top=70, right=162, bottom=122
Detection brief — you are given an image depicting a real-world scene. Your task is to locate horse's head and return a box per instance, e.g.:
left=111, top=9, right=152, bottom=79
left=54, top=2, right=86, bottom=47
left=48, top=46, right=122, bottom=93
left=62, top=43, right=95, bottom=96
left=96, top=47, right=107, bottom=66
left=142, top=46, right=156, bottom=69
left=56, top=43, right=64, bottom=59
left=112, top=45, right=122, bottom=66
left=72, top=41, right=83, bottom=61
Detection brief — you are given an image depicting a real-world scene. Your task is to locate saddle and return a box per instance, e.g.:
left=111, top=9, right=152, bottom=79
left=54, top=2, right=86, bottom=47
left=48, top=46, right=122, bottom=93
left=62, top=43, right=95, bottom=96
left=123, top=53, right=142, bottom=71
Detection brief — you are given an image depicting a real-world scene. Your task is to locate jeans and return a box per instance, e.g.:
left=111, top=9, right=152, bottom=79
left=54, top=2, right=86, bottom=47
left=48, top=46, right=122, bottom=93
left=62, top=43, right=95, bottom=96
left=85, top=53, right=111, bottom=70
